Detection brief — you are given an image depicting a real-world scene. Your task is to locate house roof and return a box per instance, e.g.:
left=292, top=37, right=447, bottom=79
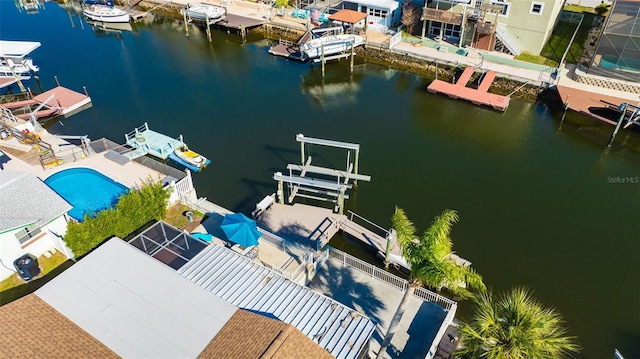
left=328, top=9, right=367, bottom=24
left=343, top=0, right=399, bottom=11
left=35, top=238, right=239, bottom=358
left=199, top=309, right=333, bottom=359
left=178, top=243, right=376, bottom=359
left=0, top=294, right=118, bottom=359
left=0, top=170, right=72, bottom=233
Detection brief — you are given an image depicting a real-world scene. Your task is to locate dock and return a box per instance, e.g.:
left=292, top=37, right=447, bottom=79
left=268, top=30, right=312, bottom=61
left=1, top=85, right=92, bottom=120
left=427, top=67, right=510, bottom=112
left=123, top=122, right=182, bottom=160
left=0, top=77, right=19, bottom=89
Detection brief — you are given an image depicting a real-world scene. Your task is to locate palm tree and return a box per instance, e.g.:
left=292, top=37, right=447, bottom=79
left=457, top=287, right=581, bottom=359
left=376, top=207, right=485, bottom=359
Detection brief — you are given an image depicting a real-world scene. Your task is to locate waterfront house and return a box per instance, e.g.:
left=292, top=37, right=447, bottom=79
left=340, top=0, right=402, bottom=31
left=0, top=170, right=73, bottom=281
left=420, top=0, right=564, bottom=55
left=0, top=238, right=335, bottom=358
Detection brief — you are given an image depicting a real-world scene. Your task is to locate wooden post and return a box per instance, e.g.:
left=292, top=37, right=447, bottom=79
left=559, top=99, right=569, bottom=130
left=205, top=14, right=212, bottom=42
left=608, top=103, right=627, bottom=147
left=337, top=188, right=345, bottom=215
left=384, top=229, right=396, bottom=270
left=277, top=176, right=285, bottom=204
left=350, top=39, right=354, bottom=72
left=184, top=11, right=189, bottom=37
left=321, top=43, right=325, bottom=78
left=354, top=148, right=360, bottom=187
left=300, top=137, right=305, bottom=164
left=240, top=24, right=246, bottom=43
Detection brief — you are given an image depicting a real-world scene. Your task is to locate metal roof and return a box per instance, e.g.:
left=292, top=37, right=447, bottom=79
left=0, top=170, right=72, bottom=232
left=178, top=244, right=376, bottom=359
left=0, top=40, right=41, bottom=58
left=36, top=238, right=238, bottom=358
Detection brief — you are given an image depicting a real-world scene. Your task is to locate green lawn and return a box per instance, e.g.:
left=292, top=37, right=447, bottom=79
left=540, top=12, right=595, bottom=65
left=0, top=251, right=73, bottom=306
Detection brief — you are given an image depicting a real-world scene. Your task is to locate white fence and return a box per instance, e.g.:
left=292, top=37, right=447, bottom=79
left=324, top=246, right=457, bottom=311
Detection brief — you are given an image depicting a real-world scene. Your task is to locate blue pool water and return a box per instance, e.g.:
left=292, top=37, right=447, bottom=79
left=45, top=168, right=129, bottom=221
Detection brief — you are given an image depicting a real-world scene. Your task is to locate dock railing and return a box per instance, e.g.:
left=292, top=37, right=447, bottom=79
left=345, top=210, right=390, bottom=238
left=324, top=246, right=457, bottom=311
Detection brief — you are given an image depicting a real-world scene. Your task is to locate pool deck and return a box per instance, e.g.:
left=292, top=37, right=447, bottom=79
left=0, top=134, right=166, bottom=188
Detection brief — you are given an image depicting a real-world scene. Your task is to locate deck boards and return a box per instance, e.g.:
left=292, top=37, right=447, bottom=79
left=427, top=67, right=509, bottom=111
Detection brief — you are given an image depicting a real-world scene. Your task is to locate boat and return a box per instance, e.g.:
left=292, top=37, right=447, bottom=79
left=83, top=0, right=130, bottom=23
left=0, top=40, right=40, bottom=79
left=168, top=144, right=211, bottom=172
left=300, top=34, right=364, bottom=60
left=180, top=3, right=225, bottom=21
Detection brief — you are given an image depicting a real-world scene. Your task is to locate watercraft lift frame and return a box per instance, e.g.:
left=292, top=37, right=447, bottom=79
left=273, top=133, right=371, bottom=215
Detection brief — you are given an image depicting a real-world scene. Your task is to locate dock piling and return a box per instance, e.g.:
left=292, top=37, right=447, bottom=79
left=321, top=44, right=325, bottom=78
left=183, top=11, right=189, bottom=37
left=608, top=103, right=627, bottom=147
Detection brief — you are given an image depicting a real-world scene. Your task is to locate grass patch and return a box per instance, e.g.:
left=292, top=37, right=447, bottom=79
left=540, top=12, right=594, bottom=64
left=515, top=52, right=558, bottom=67
left=0, top=251, right=73, bottom=306
left=563, top=5, right=597, bottom=14
left=164, top=202, right=205, bottom=232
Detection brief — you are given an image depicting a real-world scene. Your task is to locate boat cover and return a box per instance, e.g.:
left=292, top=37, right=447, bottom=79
left=0, top=41, right=41, bottom=58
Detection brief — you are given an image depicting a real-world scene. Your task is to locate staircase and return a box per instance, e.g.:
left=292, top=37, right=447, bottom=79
left=494, top=23, right=521, bottom=56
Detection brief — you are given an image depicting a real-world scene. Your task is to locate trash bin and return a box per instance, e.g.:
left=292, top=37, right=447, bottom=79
left=456, top=48, right=469, bottom=56
left=13, top=253, right=40, bottom=281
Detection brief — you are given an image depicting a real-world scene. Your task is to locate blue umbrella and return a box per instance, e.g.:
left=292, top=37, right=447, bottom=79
left=220, top=213, right=261, bottom=248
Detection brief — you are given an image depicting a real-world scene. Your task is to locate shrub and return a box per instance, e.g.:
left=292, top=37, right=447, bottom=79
left=595, top=3, right=610, bottom=16
left=64, top=179, right=171, bottom=258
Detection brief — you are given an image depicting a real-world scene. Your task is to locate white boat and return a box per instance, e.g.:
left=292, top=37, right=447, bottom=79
left=170, top=144, right=211, bottom=171
left=0, top=40, right=40, bottom=80
left=180, top=3, right=225, bottom=21
left=300, top=34, right=364, bottom=60
left=83, top=1, right=130, bottom=23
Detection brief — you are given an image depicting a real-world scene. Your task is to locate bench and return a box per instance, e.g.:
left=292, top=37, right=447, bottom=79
left=251, top=195, right=275, bottom=218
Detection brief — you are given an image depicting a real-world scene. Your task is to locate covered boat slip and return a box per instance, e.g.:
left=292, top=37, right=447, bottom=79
left=0, top=40, right=41, bottom=58
left=1, top=85, right=92, bottom=120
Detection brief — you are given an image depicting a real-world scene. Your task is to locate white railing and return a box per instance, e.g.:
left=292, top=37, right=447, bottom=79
left=346, top=210, right=389, bottom=238
left=495, top=23, right=521, bottom=56
left=174, top=170, right=194, bottom=197
left=124, top=122, right=149, bottom=143
left=427, top=302, right=458, bottom=358
left=389, top=30, right=403, bottom=49
left=324, top=246, right=457, bottom=311
left=327, top=246, right=407, bottom=291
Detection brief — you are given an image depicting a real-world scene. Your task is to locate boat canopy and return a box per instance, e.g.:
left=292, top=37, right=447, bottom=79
left=0, top=41, right=41, bottom=58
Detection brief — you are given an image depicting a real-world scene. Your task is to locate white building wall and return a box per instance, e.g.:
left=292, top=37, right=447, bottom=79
left=0, top=216, right=72, bottom=281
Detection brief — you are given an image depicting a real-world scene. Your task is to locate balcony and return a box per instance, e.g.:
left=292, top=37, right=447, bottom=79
left=475, top=22, right=496, bottom=35
left=421, top=8, right=463, bottom=25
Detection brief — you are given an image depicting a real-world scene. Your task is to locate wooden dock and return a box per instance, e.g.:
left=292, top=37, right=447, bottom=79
left=427, top=67, right=509, bottom=111
left=124, top=123, right=182, bottom=160
left=0, top=77, right=19, bottom=89
left=255, top=201, right=410, bottom=270
left=1, top=86, right=92, bottom=120
left=268, top=30, right=312, bottom=61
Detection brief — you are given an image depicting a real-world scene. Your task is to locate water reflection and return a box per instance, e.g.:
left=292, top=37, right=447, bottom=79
left=300, top=64, right=365, bottom=109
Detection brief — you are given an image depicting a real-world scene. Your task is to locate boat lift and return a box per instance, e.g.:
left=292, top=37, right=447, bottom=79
left=608, top=102, right=640, bottom=147
left=273, top=134, right=371, bottom=215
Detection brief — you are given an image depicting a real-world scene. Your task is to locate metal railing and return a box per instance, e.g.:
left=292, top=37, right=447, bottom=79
left=324, top=246, right=457, bottom=311
left=495, top=23, right=521, bottom=56
left=346, top=210, right=389, bottom=238
left=421, top=8, right=463, bottom=25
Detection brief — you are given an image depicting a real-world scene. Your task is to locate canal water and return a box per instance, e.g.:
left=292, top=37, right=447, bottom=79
left=3, top=2, right=639, bottom=357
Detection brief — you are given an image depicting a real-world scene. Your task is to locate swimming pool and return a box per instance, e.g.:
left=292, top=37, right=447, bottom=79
left=44, top=168, right=129, bottom=221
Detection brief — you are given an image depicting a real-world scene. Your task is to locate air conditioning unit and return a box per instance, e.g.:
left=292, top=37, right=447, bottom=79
left=13, top=253, right=41, bottom=281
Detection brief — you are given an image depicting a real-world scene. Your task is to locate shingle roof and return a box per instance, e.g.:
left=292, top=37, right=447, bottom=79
left=178, top=244, right=376, bottom=359
left=0, top=170, right=72, bottom=232
left=0, top=294, right=118, bottom=359
left=198, top=309, right=333, bottom=359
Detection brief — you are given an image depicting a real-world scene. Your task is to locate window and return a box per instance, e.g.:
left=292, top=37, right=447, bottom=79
left=490, top=0, right=510, bottom=17
left=15, top=225, right=42, bottom=245
left=530, top=1, right=544, bottom=15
